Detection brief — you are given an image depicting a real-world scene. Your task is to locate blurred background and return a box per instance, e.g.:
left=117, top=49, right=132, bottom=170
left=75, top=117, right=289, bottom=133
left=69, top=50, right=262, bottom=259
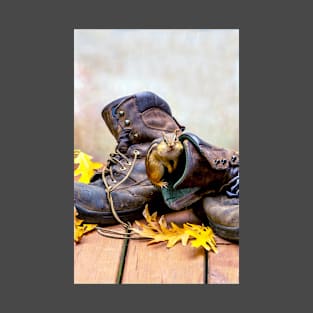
left=74, top=29, right=239, bottom=162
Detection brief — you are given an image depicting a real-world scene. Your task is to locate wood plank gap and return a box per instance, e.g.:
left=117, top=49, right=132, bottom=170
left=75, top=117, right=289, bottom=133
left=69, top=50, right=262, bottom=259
left=207, top=243, right=239, bottom=284
left=74, top=225, right=125, bottom=284
left=116, top=229, right=130, bottom=284
left=204, top=250, right=208, bottom=284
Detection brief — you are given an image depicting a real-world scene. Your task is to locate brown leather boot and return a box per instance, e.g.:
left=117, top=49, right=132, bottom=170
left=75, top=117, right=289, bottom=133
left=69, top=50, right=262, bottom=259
left=74, top=91, right=185, bottom=225
left=202, top=195, right=239, bottom=241
left=159, top=132, right=239, bottom=241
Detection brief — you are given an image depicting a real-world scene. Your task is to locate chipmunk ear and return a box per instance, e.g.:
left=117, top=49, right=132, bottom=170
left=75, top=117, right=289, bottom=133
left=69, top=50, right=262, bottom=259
left=174, top=128, right=182, bottom=137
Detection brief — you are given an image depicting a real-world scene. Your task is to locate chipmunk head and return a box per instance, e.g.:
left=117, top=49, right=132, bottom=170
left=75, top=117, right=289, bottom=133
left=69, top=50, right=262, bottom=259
left=162, top=129, right=182, bottom=148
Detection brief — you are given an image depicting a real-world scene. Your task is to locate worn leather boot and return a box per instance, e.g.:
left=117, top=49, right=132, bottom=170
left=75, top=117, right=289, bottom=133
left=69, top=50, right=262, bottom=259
left=159, top=132, right=239, bottom=241
left=74, top=91, right=185, bottom=225
left=202, top=195, right=239, bottom=241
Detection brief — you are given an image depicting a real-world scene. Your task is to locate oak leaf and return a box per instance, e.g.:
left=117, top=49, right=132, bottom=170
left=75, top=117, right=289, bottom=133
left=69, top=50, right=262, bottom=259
left=132, top=206, right=217, bottom=252
left=74, top=149, right=103, bottom=183
left=184, top=223, right=217, bottom=253
left=74, top=208, right=97, bottom=243
left=73, top=150, right=100, bottom=242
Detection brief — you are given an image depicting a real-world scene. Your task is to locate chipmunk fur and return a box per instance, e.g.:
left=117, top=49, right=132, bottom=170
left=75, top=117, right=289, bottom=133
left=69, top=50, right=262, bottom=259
left=145, top=129, right=184, bottom=188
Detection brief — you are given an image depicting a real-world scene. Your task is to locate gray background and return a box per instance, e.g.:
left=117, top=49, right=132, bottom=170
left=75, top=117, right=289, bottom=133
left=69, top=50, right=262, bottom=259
left=74, top=29, right=239, bottom=161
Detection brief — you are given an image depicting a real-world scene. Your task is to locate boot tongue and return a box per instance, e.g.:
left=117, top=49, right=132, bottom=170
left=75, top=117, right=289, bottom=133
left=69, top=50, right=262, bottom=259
left=117, top=128, right=132, bottom=153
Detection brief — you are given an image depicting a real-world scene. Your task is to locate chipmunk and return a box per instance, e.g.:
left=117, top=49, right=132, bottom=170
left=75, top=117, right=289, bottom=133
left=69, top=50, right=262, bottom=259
left=145, top=129, right=184, bottom=188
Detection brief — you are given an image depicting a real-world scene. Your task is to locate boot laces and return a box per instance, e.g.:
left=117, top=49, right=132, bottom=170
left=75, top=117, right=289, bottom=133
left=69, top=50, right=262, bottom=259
left=97, top=148, right=146, bottom=240
left=219, top=167, right=240, bottom=198
left=104, top=147, right=132, bottom=182
left=225, top=175, right=239, bottom=198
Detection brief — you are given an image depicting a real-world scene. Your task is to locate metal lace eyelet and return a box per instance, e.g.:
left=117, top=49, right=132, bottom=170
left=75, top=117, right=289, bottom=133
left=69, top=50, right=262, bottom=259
left=118, top=110, right=125, bottom=117
left=125, top=119, right=131, bottom=126
left=133, top=149, right=140, bottom=156
left=133, top=133, right=139, bottom=138
left=120, top=166, right=127, bottom=171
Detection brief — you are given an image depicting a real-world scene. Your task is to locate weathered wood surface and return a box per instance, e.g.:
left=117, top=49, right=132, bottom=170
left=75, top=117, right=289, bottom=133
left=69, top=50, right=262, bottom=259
left=208, top=237, right=239, bottom=284
left=122, top=237, right=205, bottom=284
left=74, top=225, right=124, bottom=284
left=74, top=226, right=239, bottom=284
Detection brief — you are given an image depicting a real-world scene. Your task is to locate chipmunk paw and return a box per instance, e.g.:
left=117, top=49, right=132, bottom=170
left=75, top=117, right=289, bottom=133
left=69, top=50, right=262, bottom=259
left=156, top=181, right=168, bottom=189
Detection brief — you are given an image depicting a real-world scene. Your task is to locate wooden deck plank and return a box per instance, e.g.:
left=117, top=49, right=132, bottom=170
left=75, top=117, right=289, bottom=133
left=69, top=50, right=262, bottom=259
left=74, top=225, right=124, bottom=284
left=122, top=237, right=205, bottom=284
left=73, top=196, right=239, bottom=284
left=207, top=239, right=239, bottom=284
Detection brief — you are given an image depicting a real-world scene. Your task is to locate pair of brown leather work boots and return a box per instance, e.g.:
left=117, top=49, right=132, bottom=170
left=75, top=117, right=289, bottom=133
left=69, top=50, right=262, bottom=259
left=74, top=91, right=239, bottom=241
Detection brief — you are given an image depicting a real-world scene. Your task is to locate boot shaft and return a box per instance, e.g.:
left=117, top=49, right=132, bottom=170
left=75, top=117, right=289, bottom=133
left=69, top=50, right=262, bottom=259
left=161, top=132, right=239, bottom=210
left=175, top=132, right=239, bottom=190
left=102, top=91, right=185, bottom=152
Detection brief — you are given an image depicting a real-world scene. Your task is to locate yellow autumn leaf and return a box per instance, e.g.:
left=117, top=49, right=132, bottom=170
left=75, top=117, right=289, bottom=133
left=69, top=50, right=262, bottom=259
left=136, top=220, right=188, bottom=248
left=184, top=223, right=218, bottom=253
left=74, top=149, right=103, bottom=183
left=167, top=221, right=190, bottom=247
left=74, top=208, right=97, bottom=243
left=132, top=205, right=217, bottom=252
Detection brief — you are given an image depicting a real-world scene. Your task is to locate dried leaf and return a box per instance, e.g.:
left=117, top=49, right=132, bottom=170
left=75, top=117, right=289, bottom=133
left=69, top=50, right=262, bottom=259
left=184, top=223, right=218, bottom=253
left=74, top=149, right=103, bottom=183
left=74, top=208, right=97, bottom=243
left=73, top=150, right=99, bottom=242
left=132, top=205, right=217, bottom=252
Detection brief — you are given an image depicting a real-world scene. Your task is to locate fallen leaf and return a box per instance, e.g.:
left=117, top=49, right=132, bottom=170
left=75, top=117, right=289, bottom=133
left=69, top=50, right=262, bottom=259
left=132, top=205, right=217, bottom=252
left=73, top=150, right=101, bottom=242
left=74, top=208, right=97, bottom=243
left=184, top=223, right=218, bottom=253
left=74, top=149, right=103, bottom=183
